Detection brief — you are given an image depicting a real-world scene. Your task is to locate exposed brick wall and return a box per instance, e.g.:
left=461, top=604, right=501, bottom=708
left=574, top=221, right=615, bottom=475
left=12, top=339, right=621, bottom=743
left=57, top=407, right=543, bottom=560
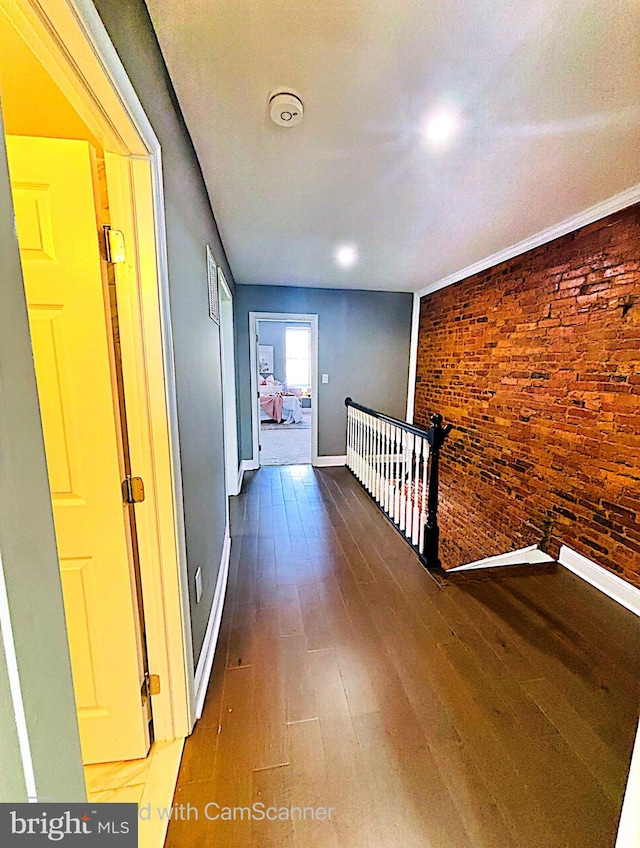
left=414, top=205, right=640, bottom=586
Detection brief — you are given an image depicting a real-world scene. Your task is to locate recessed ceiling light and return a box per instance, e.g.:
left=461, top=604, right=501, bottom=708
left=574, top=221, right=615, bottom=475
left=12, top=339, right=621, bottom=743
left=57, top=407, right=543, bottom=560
left=423, top=104, right=462, bottom=149
left=334, top=244, right=359, bottom=269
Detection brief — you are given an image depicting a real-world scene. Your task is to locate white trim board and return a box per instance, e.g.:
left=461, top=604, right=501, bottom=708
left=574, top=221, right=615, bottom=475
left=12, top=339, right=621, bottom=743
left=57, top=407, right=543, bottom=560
left=558, top=545, right=640, bottom=618
left=406, top=293, right=421, bottom=424
left=138, top=738, right=185, bottom=848
left=448, top=545, right=554, bottom=572
left=406, top=186, right=640, bottom=486
left=314, top=455, right=347, bottom=467
left=415, top=183, right=640, bottom=301
left=3, top=0, right=193, bottom=748
left=193, top=528, right=231, bottom=719
left=249, top=312, right=319, bottom=469
left=242, top=458, right=259, bottom=474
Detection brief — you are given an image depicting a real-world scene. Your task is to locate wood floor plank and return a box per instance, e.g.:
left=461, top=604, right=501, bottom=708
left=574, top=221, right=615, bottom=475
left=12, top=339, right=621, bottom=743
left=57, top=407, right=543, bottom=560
left=280, top=633, right=317, bottom=724
left=251, top=607, right=288, bottom=771
left=286, top=719, right=341, bottom=848
left=251, top=765, right=294, bottom=847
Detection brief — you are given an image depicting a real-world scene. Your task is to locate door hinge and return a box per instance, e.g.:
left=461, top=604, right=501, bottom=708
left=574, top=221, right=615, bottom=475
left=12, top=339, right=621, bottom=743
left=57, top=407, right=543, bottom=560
left=103, top=225, right=126, bottom=263
left=122, top=475, right=145, bottom=504
left=141, top=672, right=161, bottom=704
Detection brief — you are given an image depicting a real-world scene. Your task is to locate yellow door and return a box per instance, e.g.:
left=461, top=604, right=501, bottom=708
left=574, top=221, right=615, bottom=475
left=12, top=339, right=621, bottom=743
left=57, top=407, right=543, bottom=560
left=6, top=135, right=150, bottom=764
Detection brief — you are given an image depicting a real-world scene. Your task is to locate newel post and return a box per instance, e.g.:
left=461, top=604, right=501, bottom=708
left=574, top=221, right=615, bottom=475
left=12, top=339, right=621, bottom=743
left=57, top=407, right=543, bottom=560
left=423, top=413, right=453, bottom=568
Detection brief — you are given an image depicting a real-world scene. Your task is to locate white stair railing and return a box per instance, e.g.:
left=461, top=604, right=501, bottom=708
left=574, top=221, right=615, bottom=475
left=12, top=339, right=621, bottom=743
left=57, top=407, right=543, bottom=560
left=345, top=399, right=451, bottom=565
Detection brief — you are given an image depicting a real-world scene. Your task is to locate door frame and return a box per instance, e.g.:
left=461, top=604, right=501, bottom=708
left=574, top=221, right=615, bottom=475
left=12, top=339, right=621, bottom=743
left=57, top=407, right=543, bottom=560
left=249, top=311, right=319, bottom=468
left=1, top=0, right=195, bottom=740
left=218, top=268, right=240, bottom=498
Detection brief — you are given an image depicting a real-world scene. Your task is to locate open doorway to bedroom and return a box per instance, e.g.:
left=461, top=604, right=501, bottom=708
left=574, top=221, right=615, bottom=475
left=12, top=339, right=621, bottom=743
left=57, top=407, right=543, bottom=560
left=258, top=320, right=312, bottom=465
left=249, top=312, right=319, bottom=467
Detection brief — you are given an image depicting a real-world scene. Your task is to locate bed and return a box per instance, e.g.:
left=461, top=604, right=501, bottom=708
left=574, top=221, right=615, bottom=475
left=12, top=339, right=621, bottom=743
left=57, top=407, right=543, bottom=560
left=259, top=379, right=304, bottom=424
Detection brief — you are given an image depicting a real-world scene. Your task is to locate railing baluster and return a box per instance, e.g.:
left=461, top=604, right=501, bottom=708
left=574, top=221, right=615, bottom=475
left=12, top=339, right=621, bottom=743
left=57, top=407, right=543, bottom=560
left=368, top=415, right=372, bottom=487
left=377, top=418, right=382, bottom=504
left=373, top=416, right=378, bottom=498
left=406, top=433, right=414, bottom=540
left=398, top=430, right=405, bottom=533
left=383, top=420, right=390, bottom=513
left=358, top=410, right=364, bottom=484
left=360, top=409, right=366, bottom=485
left=412, top=434, right=421, bottom=545
left=351, top=407, right=356, bottom=476
left=365, top=412, right=369, bottom=487
left=393, top=424, right=401, bottom=524
left=419, top=436, right=429, bottom=554
left=355, top=408, right=361, bottom=481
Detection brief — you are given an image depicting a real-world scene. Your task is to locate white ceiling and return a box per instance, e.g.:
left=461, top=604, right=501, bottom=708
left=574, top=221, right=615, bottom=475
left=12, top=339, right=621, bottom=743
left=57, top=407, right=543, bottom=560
left=146, top=0, right=640, bottom=292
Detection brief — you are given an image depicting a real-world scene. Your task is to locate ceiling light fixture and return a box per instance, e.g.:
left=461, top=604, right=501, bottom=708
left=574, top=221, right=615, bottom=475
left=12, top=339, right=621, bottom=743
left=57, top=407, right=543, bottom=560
left=423, top=104, right=463, bottom=149
left=334, top=244, right=359, bottom=269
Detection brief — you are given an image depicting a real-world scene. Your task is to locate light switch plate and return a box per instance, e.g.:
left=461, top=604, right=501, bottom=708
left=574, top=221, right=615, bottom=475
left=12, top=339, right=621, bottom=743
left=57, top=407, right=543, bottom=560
left=195, top=567, right=203, bottom=603
left=321, top=373, right=329, bottom=384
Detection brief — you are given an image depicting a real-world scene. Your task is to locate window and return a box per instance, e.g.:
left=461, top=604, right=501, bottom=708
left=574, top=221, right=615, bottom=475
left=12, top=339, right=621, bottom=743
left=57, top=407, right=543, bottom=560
left=285, top=325, right=311, bottom=388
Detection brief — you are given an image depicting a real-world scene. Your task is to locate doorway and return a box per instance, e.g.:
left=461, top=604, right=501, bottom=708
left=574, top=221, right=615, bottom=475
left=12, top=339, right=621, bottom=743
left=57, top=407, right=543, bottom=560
left=0, top=0, right=191, bottom=808
left=249, top=312, right=319, bottom=467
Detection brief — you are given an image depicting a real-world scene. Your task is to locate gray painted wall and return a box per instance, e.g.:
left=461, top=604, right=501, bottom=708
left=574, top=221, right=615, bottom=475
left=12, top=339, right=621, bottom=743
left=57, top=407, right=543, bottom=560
left=93, top=0, right=235, bottom=662
left=0, top=111, right=85, bottom=801
left=235, top=286, right=413, bottom=458
left=0, top=637, right=26, bottom=800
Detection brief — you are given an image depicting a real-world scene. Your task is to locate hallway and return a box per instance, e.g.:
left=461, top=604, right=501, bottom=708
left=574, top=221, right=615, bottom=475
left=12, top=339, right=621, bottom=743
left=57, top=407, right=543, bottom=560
left=166, top=466, right=639, bottom=848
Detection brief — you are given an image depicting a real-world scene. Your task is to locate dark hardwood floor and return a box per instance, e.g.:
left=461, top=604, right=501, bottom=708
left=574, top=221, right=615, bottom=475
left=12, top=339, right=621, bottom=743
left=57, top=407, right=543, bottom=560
left=166, top=466, right=639, bottom=848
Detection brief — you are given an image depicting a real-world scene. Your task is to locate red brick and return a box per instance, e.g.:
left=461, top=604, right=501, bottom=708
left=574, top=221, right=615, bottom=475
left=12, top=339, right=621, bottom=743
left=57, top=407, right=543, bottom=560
left=414, top=204, right=640, bottom=587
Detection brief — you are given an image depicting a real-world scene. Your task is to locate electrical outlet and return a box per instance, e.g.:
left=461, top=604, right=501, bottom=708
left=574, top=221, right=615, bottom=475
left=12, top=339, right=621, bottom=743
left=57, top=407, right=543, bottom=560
left=195, top=567, right=203, bottom=603
left=322, top=373, right=329, bottom=384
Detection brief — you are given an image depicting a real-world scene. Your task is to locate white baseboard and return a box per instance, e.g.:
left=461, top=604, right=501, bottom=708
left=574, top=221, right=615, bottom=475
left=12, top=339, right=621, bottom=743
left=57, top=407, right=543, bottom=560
left=449, top=544, right=554, bottom=572
left=558, top=545, right=640, bottom=618
left=193, top=527, right=231, bottom=719
left=314, top=455, right=347, bottom=467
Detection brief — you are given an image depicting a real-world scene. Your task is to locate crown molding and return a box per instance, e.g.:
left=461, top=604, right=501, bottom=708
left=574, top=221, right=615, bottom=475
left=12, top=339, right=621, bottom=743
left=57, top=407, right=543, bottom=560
left=415, top=183, right=640, bottom=300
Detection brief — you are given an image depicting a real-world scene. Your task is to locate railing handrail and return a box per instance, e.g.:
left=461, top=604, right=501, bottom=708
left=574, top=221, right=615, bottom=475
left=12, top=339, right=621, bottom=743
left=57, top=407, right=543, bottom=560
left=344, top=397, right=433, bottom=441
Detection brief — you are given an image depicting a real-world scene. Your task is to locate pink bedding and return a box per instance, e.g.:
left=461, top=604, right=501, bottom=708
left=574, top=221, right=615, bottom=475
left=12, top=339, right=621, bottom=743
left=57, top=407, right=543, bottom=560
left=260, top=393, right=283, bottom=422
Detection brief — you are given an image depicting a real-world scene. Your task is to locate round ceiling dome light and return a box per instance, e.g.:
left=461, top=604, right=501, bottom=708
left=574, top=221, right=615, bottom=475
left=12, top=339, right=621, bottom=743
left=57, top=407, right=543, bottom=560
left=269, top=90, right=304, bottom=127
left=423, top=102, right=463, bottom=150
left=334, top=244, right=359, bottom=269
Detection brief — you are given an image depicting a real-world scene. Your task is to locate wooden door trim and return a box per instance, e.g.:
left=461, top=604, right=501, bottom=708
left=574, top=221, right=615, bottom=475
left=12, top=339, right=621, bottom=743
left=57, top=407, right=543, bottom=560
left=249, top=311, right=319, bottom=468
left=3, top=0, right=194, bottom=737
